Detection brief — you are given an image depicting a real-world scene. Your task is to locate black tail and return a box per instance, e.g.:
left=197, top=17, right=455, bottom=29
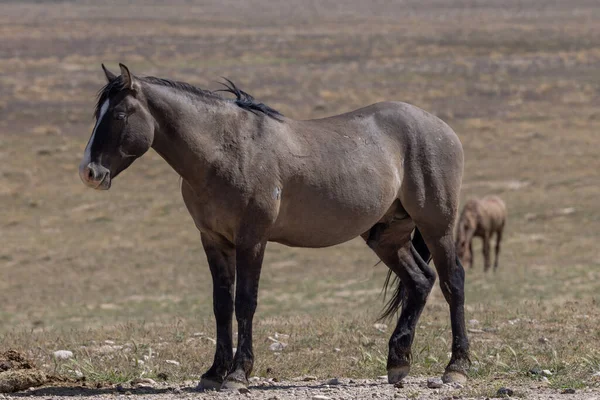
left=378, top=227, right=430, bottom=321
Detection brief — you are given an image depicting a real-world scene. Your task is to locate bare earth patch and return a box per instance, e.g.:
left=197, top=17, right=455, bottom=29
left=0, top=351, right=47, bottom=393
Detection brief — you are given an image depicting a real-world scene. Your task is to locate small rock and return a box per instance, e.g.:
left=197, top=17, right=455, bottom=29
left=327, top=378, right=341, bottom=385
left=468, top=319, right=480, bottom=326
left=538, top=337, right=549, bottom=344
left=238, top=387, right=250, bottom=394
left=561, top=388, right=576, bottom=394
left=394, top=381, right=404, bottom=388
left=542, top=369, right=553, bottom=376
left=53, top=350, right=74, bottom=360
left=541, top=377, right=550, bottom=384
left=497, top=387, right=514, bottom=397
left=312, top=396, right=331, bottom=400
left=373, top=323, right=388, bottom=332
left=427, top=378, right=443, bottom=389
left=269, top=342, right=287, bottom=351
left=192, top=332, right=204, bottom=337
left=73, top=370, right=84, bottom=378
left=172, top=387, right=182, bottom=394
left=104, top=340, right=115, bottom=345
left=116, top=384, right=126, bottom=392
left=333, top=348, right=341, bottom=352
left=378, top=375, right=388, bottom=380
left=165, top=360, right=180, bottom=366
left=274, top=332, right=289, bottom=340
left=249, top=376, right=261, bottom=383
left=529, top=367, right=542, bottom=375
left=303, top=375, right=317, bottom=381
left=131, top=378, right=157, bottom=388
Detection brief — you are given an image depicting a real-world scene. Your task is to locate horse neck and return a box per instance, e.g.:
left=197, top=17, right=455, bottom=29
left=143, top=83, right=242, bottom=185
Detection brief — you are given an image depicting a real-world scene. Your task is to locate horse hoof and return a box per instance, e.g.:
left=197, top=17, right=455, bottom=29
left=442, top=370, right=468, bottom=384
left=387, top=365, right=410, bottom=384
left=197, top=376, right=222, bottom=391
left=220, top=377, right=248, bottom=391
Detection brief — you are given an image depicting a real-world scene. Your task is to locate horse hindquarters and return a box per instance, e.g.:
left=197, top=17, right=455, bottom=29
left=396, top=117, right=470, bottom=383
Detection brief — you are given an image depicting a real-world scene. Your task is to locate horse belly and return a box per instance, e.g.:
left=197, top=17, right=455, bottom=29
left=269, top=181, right=398, bottom=248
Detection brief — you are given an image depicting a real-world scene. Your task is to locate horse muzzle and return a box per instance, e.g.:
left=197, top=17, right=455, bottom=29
left=79, top=162, right=111, bottom=190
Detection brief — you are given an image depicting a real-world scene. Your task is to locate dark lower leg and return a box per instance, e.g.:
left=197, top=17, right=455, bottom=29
left=468, top=241, right=473, bottom=269
left=387, top=244, right=436, bottom=383
left=494, top=230, right=502, bottom=270
left=431, top=235, right=470, bottom=381
left=199, top=235, right=235, bottom=389
left=483, top=235, right=491, bottom=272
left=222, top=241, right=266, bottom=389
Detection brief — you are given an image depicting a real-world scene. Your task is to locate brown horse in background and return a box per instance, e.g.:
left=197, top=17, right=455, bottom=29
left=456, top=196, right=506, bottom=272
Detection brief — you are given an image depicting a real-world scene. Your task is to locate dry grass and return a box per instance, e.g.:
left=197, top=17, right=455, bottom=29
left=0, top=0, right=599, bottom=394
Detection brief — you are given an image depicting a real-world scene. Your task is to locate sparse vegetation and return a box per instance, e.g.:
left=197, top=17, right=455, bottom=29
left=0, top=0, right=599, bottom=398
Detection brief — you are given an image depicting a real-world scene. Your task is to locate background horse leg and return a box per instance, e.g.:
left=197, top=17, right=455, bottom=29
left=466, top=240, right=474, bottom=269
left=493, top=225, right=503, bottom=271
left=198, top=234, right=236, bottom=390
left=221, top=241, right=267, bottom=391
left=424, top=233, right=470, bottom=383
left=482, top=233, right=491, bottom=272
left=363, top=226, right=436, bottom=384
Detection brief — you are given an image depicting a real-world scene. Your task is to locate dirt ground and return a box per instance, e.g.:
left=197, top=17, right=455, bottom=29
left=1, top=0, right=599, bottom=398
left=2, top=377, right=600, bottom=400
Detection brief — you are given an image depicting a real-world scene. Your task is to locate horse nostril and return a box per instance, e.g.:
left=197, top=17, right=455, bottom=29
left=85, top=163, right=100, bottom=182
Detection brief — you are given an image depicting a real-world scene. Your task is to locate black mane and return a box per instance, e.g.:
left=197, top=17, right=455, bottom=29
left=215, top=78, right=283, bottom=120
left=95, top=75, right=283, bottom=121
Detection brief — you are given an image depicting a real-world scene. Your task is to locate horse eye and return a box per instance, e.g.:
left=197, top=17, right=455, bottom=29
left=115, top=112, right=127, bottom=120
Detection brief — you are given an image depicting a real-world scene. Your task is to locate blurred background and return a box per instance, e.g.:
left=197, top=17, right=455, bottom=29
left=0, top=0, right=599, bottom=389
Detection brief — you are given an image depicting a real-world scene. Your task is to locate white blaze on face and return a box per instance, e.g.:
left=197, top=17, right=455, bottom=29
left=82, top=99, right=110, bottom=165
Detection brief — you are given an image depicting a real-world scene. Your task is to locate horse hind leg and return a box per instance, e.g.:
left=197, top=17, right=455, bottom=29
left=403, top=198, right=470, bottom=382
left=482, top=232, right=491, bottom=272
left=417, top=229, right=470, bottom=383
left=493, top=224, right=504, bottom=271
left=363, top=222, right=436, bottom=384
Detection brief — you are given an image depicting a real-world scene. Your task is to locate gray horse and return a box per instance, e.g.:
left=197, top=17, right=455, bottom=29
left=79, top=64, right=470, bottom=391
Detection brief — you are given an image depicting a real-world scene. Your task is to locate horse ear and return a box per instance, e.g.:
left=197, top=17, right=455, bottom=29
left=119, top=63, right=136, bottom=90
left=101, top=64, right=117, bottom=82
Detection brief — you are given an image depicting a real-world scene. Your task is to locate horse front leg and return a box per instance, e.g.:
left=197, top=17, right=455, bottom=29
left=221, top=240, right=267, bottom=391
left=198, top=234, right=236, bottom=390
